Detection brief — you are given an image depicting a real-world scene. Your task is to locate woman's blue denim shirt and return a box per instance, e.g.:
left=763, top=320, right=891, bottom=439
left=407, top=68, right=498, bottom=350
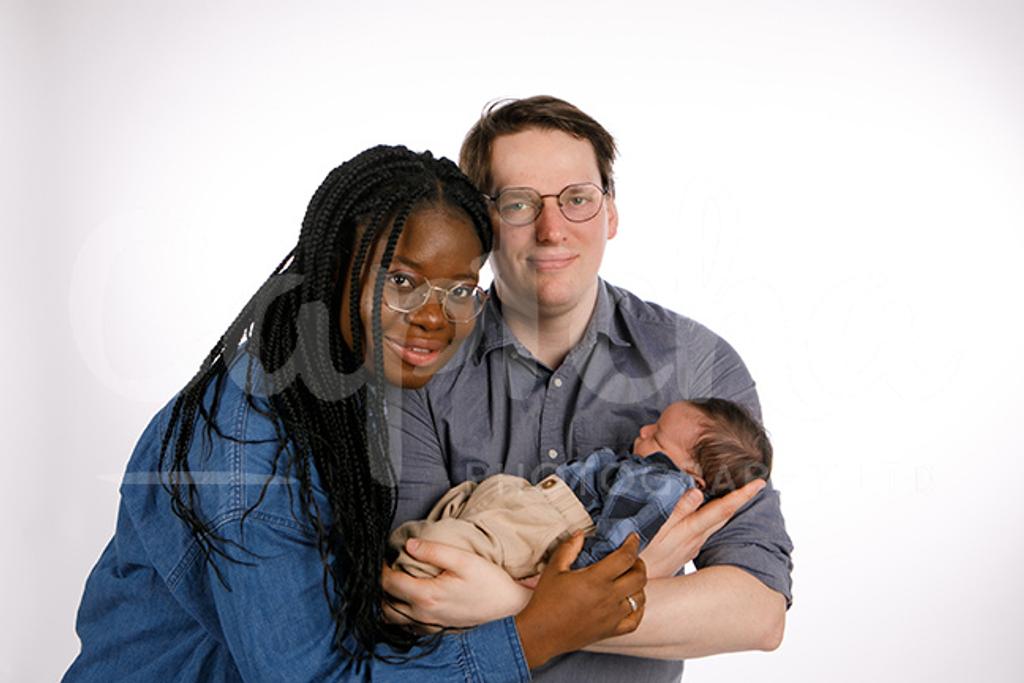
left=63, top=367, right=530, bottom=682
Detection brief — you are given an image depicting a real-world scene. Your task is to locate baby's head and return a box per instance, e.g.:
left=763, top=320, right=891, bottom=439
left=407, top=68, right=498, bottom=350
left=632, top=398, right=772, bottom=498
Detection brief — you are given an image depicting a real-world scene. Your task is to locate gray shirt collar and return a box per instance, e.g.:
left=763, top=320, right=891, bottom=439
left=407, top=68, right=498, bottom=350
left=472, top=279, right=631, bottom=365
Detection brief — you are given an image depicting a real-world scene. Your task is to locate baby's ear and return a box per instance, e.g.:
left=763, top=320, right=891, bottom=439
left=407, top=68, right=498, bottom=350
left=693, top=475, right=707, bottom=491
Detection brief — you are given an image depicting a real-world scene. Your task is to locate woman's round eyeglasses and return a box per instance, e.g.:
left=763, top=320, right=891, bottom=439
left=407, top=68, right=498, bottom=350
left=382, top=272, right=488, bottom=323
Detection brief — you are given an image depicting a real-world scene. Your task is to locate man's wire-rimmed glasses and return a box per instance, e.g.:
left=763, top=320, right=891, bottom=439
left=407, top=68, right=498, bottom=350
left=487, top=182, right=609, bottom=226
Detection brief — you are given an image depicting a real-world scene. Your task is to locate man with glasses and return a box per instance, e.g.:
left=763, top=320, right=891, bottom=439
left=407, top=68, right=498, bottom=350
left=383, top=96, right=793, bottom=681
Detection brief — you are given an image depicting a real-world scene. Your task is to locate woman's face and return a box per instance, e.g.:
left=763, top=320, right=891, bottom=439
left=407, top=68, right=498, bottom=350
left=340, top=205, right=485, bottom=389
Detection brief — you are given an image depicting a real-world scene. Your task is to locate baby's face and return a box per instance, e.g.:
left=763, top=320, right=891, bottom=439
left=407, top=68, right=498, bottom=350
left=632, top=401, right=707, bottom=482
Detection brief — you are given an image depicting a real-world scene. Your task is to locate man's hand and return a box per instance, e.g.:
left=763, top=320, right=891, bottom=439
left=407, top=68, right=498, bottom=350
left=640, top=479, right=766, bottom=578
left=381, top=539, right=532, bottom=630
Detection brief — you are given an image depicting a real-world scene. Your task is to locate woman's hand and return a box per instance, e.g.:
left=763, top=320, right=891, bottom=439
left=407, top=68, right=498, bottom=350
left=640, top=479, right=766, bottom=578
left=515, top=532, right=647, bottom=669
left=381, top=539, right=532, bottom=630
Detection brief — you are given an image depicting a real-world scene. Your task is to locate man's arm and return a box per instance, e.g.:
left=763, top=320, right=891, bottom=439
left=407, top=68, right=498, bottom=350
left=585, top=567, right=785, bottom=658
left=586, top=478, right=793, bottom=658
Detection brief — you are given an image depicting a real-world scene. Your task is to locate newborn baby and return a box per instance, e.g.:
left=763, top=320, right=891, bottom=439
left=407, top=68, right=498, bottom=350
left=390, top=398, right=772, bottom=579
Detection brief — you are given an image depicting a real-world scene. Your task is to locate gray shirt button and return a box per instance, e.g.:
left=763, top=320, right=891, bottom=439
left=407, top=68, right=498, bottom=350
left=553, top=378, right=563, bottom=387
left=547, top=448, right=558, bottom=459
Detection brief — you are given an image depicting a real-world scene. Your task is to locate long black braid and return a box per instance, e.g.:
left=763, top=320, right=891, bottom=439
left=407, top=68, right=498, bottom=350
left=158, top=145, right=493, bottom=660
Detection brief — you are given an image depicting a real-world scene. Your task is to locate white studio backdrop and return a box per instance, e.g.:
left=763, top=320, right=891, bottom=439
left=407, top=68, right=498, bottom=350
left=3, top=1, right=1022, bottom=681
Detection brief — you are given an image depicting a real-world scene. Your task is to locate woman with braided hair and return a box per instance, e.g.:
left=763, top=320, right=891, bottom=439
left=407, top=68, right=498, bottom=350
left=64, top=145, right=646, bottom=682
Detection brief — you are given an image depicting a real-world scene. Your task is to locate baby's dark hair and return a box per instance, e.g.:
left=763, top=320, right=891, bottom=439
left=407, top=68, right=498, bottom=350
left=688, top=398, right=773, bottom=498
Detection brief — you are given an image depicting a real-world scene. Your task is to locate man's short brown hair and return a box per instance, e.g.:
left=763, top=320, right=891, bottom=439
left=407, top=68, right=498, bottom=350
left=459, top=95, right=619, bottom=195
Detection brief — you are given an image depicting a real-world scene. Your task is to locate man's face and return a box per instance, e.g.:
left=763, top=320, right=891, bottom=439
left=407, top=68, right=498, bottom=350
left=487, top=128, right=617, bottom=319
